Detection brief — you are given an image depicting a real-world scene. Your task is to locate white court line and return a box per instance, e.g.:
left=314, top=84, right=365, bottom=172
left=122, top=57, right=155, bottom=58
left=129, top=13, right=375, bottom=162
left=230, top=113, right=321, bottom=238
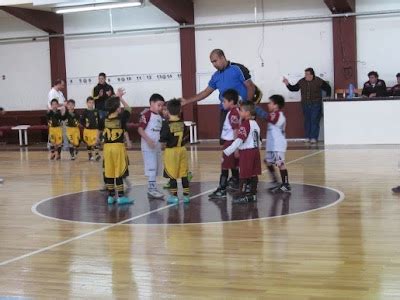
left=1, top=149, right=325, bottom=267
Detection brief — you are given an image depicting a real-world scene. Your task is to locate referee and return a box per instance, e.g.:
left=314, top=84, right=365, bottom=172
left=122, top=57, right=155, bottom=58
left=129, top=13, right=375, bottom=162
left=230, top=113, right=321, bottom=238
left=182, top=49, right=266, bottom=139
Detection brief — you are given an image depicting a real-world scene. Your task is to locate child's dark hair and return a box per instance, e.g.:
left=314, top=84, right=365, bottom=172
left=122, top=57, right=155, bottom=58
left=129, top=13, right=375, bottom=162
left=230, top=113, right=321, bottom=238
left=67, top=99, right=75, bottom=105
left=86, top=96, right=94, bottom=102
left=149, top=93, right=165, bottom=104
left=222, top=89, right=239, bottom=105
left=167, top=98, right=182, bottom=116
left=105, top=96, right=121, bottom=114
left=241, top=102, right=256, bottom=117
left=50, top=98, right=59, bottom=105
left=368, top=71, right=379, bottom=78
left=269, top=94, right=285, bottom=109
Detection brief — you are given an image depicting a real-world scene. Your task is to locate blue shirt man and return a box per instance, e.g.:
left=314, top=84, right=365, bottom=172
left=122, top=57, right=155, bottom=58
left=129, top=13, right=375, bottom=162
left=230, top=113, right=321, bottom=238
left=182, top=49, right=267, bottom=122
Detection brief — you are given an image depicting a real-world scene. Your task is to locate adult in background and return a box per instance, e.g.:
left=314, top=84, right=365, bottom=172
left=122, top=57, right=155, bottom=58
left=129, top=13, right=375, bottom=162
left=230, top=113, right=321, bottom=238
left=390, top=73, right=400, bottom=97
left=362, top=71, right=387, bottom=98
left=92, top=72, right=115, bottom=119
left=47, top=79, right=66, bottom=109
left=181, top=49, right=266, bottom=142
left=283, top=68, right=331, bottom=144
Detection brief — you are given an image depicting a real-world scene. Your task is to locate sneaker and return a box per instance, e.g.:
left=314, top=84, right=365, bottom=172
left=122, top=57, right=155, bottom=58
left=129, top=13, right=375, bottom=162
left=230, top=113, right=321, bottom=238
left=268, top=185, right=280, bottom=192
left=0, top=178, right=4, bottom=184
left=107, top=196, right=116, bottom=205
left=271, top=184, right=292, bottom=194
left=148, top=189, right=164, bottom=199
left=232, top=194, right=257, bottom=204
left=304, top=139, right=310, bottom=144
left=71, top=155, right=76, bottom=161
left=163, top=181, right=171, bottom=189
left=89, top=155, right=94, bottom=161
left=183, top=195, right=190, bottom=203
left=56, top=153, right=61, bottom=160
left=50, top=153, right=56, bottom=160
left=310, top=139, right=317, bottom=144
left=117, top=196, right=134, bottom=205
left=95, top=155, right=101, bottom=162
left=167, top=195, right=179, bottom=204
left=208, top=188, right=227, bottom=199
left=392, top=186, right=400, bottom=193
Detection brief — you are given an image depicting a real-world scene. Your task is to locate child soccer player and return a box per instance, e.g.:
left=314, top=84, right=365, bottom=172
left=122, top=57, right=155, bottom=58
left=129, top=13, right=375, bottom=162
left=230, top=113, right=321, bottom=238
left=100, top=88, right=132, bottom=205
left=223, top=102, right=261, bottom=204
left=160, top=99, right=190, bottom=204
left=63, top=99, right=81, bottom=160
left=47, top=99, right=65, bottom=160
left=81, top=96, right=101, bottom=161
left=138, top=94, right=165, bottom=199
left=265, top=95, right=291, bottom=193
left=209, top=89, right=240, bottom=199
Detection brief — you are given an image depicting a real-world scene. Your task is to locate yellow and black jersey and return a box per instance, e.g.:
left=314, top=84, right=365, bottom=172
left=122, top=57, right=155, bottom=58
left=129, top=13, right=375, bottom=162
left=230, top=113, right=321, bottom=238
left=47, top=110, right=63, bottom=127
left=81, top=109, right=100, bottom=129
left=63, top=111, right=80, bottom=127
left=99, top=108, right=131, bottom=144
left=159, top=116, right=189, bottom=148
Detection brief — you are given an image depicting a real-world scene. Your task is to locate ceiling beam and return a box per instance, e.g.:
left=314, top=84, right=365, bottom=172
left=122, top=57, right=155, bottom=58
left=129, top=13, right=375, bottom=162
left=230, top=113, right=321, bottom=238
left=149, top=0, right=194, bottom=24
left=323, top=0, right=355, bottom=13
left=0, top=6, right=63, bottom=34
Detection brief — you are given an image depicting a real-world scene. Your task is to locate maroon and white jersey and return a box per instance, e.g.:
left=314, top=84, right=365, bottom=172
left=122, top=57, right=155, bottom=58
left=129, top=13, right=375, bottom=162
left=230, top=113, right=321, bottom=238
left=237, top=119, right=260, bottom=150
left=221, top=107, right=240, bottom=141
left=139, top=110, right=163, bottom=151
left=266, top=110, right=287, bottom=152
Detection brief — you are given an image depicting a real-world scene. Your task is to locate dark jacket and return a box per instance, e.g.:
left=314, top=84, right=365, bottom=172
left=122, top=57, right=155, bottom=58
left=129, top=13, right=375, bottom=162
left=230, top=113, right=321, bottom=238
left=92, top=83, right=115, bottom=111
left=286, top=77, right=331, bottom=104
left=362, top=79, right=387, bottom=97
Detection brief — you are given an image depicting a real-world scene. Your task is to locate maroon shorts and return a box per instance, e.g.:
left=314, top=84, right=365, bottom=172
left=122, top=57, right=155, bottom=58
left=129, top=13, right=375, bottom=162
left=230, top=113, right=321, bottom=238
left=239, top=148, right=261, bottom=179
left=222, top=140, right=239, bottom=170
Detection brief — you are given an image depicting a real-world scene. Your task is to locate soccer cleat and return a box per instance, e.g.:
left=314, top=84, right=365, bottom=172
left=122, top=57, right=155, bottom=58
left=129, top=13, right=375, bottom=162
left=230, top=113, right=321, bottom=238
left=107, top=196, right=116, bottom=205
left=147, top=189, right=165, bottom=199
left=208, top=188, right=227, bottom=199
left=163, top=181, right=171, bottom=189
left=167, top=195, right=179, bottom=204
left=117, top=196, right=133, bottom=205
left=232, top=194, right=257, bottom=204
left=183, top=195, right=190, bottom=203
left=270, top=184, right=292, bottom=194
left=392, top=186, right=400, bottom=193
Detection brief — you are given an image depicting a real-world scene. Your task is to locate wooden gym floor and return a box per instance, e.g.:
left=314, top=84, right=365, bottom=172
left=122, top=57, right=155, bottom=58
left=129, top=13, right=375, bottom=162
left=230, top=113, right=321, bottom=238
left=0, top=143, right=400, bottom=299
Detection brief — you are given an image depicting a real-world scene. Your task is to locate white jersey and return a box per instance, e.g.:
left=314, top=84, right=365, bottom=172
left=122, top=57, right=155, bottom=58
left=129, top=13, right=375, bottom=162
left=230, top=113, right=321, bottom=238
left=237, top=119, right=260, bottom=150
left=47, top=87, right=65, bottom=109
left=266, top=111, right=287, bottom=152
left=221, top=107, right=240, bottom=141
left=139, top=110, right=162, bottom=151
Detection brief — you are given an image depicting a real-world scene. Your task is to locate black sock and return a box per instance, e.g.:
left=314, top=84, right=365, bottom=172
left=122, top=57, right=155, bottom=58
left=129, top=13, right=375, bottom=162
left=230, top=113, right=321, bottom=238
left=267, top=165, right=275, bottom=176
left=170, top=179, right=178, bottom=196
left=231, top=168, right=239, bottom=181
left=220, top=169, right=229, bottom=189
left=69, top=147, right=75, bottom=156
left=182, top=177, right=190, bottom=196
left=250, top=176, right=258, bottom=194
left=57, top=147, right=62, bottom=155
left=280, top=169, right=289, bottom=184
left=116, top=177, right=124, bottom=197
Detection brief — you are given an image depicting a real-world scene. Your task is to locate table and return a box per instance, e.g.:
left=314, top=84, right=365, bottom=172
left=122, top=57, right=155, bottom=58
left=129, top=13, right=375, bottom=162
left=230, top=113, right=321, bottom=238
left=323, top=97, right=400, bottom=145
left=184, top=121, right=198, bottom=144
left=11, top=125, right=31, bottom=146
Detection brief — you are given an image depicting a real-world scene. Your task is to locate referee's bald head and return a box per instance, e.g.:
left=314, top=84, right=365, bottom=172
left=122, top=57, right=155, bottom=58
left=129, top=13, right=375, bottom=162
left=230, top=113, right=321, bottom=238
left=210, top=49, right=225, bottom=58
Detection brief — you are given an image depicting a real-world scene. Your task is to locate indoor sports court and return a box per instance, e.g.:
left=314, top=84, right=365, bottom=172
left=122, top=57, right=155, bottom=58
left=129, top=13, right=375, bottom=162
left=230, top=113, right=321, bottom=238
left=1, top=0, right=400, bottom=299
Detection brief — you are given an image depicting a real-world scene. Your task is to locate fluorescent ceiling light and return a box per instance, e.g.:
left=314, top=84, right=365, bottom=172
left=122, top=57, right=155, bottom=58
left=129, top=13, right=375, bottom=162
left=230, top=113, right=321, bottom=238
left=55, top=1, right=142, bottom=14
